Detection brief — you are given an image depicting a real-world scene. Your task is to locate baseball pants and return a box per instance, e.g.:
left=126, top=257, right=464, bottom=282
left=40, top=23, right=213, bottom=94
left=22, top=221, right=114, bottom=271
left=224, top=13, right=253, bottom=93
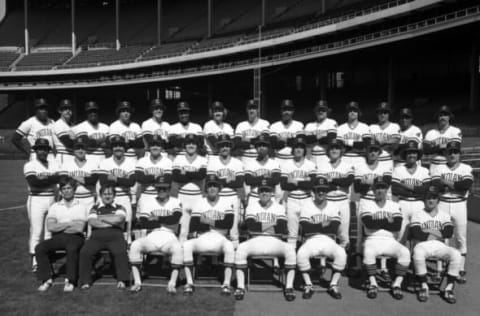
left=27, top=195, right=55, bottom=254
left=413, top=240, right=461, bottom=277
left=297, top=234, right=347, bottom=272
left=235, top=236, right=296, bottom=269
left=129, top=230, right=183, bottom=268
left=177, top=192, right=203, bottom=243
left=286, top=196, right=310, bottom=246
left=219, top=191, right=240, bottom=245
left=438, top=200, right=467, bottom=255
left=328, top=197, right=350, bottom=248
left=183, top=231, right=235, bottom=266
left=398, top=200, right=424, bottom=244
left=363, top=237, right=411, bottom=266
left=35, top=232, right=84, bottom=283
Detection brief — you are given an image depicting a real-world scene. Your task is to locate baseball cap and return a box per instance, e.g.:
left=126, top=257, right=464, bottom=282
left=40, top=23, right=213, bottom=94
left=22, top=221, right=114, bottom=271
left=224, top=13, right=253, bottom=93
left=314, top=100, right=329, bottom=112
left=292, top=136, right=307, bottom=149
left=399, top=108, right=413, bottom=118
left=313, top=177, right=330, bottom=192
left=445, top=141, right=461, bottom=152
left=346, top=101, right=360, bottom=112
left=372, top=176, right=389, bottom=189
left=205, top=174, right=222, bottom=187
left=155, top=176, right=171, bottom=188
left=211, top=101, right=224, bottom=112
left=280, top=99, right=295, bottom=110
left=258, top=178, right=274, bottom=192
left=246, top=99, right=259, bottom=109
left=149, top=134, right=165, bottom=147
left=32, top=138, right=51, bottom=150
left=58, top=99, right=73, bottom=109
left=110, top=135, right=127, bottom=148
left=216, top=134, right=232, bottom=147
left=436, top=105, right=453, bottom=118
left=73, top=138, right=88, bottom=150
left=177, top=101, right=190, bottom=112
left=327, top=138, right=344, bottom=151
left=402, top=140, right=422, bottom=159
left=184, top=133, right=197, bottom=145
left=116, top=100, right=133, bottom=113
left=366, top=139, right=381, bottom=151
left=34, top=98, right=49, bottom=108
left=424, top=185, right=440, bottom=199
left=150, top=99, right=165, bottom=110
left=84, top=101, right=99, bottom=112
left=254, top=134, right=270, bottom=147
left=376, top=102, right=391, bottom=113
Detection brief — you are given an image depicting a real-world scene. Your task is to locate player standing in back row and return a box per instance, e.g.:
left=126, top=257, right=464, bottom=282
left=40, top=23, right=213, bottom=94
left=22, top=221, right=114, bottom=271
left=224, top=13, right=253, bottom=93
left=53, top=99, right=75, bottom=165
left=203, top=101, right=234, bottom=156
left=369, top=102, right=400, bottom=170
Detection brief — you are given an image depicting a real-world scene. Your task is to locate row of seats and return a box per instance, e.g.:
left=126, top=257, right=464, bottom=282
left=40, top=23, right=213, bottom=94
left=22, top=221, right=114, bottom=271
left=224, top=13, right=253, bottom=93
left=0, top=51, right=19, bottom=71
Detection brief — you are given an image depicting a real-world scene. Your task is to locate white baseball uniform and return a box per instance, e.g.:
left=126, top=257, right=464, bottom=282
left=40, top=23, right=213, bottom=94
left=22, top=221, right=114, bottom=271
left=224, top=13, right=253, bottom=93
left=424, top=126, right=462, bottom=172
left=141, top=118, right=170, bottom=157
left=304, top=118, right=338, bottom=168
left=16, top=116, right=56, bottom=162
left=73, top=120, right=109, bottom=166
left=269, top=120, right=304, bottom=169
left=395, top=125, right=423, bottom=165
left=337, top=121, right=370, bottom=169
left=369, top=122, right=400, bottom=170
left=234, top=119, right=270, bottom=164
left=169, top=122, right=203, bottom=156
left=203, top=120, right=234, bottom=155
left=244, top=157, right=281, bottom=203
left=53, top=118, right=74, bottom=165
left=109, top=120, right=142, bottom=163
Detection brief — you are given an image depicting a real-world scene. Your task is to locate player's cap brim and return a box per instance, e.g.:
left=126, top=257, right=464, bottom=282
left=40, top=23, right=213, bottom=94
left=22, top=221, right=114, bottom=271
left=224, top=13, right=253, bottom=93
left=216, top=140, right=232, bottom=147
left=313, top=185, right=329, bottom=191
left=206, top=181, right=222, bottom=187
left=32, top=144, right=51, bottom=150
left=111, top=142, right=127, bottom=148
left=372, top=182, right=389, bottom=189
left=424, top=192, right=439, bottom=199
left=154, top=183, right=171, bottom=188
left=258, top=186, right=274, bottom=192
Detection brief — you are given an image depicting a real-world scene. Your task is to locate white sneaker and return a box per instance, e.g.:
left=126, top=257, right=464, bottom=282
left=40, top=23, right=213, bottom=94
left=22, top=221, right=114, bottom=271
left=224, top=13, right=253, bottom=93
left=64, top=280, right=74, bottom=292
left=37, top=280, right=53, bottom=292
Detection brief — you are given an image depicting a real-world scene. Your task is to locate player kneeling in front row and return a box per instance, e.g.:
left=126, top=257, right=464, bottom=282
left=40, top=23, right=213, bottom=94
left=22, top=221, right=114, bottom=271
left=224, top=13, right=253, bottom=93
left=361, top=177, right=410, bottom=300
left=183, top=175, right=235, bottom=296
left=234, top=179, right=296, bottom=302
left=297, top=178, right=347, bottom=300
left=129, top=177, right=183, bottom=294
left=410, top=186, right=460, bottom=304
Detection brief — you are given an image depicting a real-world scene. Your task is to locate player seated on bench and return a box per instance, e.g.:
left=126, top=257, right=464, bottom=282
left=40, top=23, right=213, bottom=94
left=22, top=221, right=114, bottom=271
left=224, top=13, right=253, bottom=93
left=35, top=177, right=88, bottom=292
left=183, top=175, right=235, bottom=296
left=361, top=177, right=410, bottom=300
left=410, top=185, right=460, bottom=304
left=78, top=184, right=130, bottom=290
left=297, top=177, right=347, bottom=300
left=234, top=178, right=297, bottom=302
left=129, top=176, right=183, bottom=294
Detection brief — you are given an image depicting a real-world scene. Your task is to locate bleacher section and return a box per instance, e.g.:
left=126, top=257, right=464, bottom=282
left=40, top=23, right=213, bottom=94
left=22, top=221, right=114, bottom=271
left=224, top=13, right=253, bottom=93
left=59, top=46, right=149, bottom=68
left=141, top=42, right=194, bottom=61
left=0, top=51, right=19, bottom=71
left=15, top=51, right=71, bottom=71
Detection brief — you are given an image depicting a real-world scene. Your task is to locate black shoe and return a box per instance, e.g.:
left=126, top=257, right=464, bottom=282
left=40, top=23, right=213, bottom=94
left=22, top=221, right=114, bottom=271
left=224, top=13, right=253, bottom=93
left=391, top=286, right=403, bottom=300
left=327, top=285, right=342, bottom=300
left=457, top=271, right=466, bottom=284
left=302, top=284, right=314, bottom=300
left=234, top=288, right=245, bottom=301
left=417, top=288, right=429, bottom=302
left=183, top=284, right=194, bottom=295
left=221, top=285, right=232, bottom=296
left=284, top=288, right=296, bottom=302
left=367, top=285, right=378, bottom=299
left=443, top=290, right=456, bottom=304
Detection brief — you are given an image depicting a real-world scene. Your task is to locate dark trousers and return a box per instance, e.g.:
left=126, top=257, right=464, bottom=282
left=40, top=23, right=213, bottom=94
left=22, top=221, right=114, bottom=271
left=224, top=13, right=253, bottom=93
left=78, top=229, right=130, bottom=285
left=35, top=232, right=85, bottom=283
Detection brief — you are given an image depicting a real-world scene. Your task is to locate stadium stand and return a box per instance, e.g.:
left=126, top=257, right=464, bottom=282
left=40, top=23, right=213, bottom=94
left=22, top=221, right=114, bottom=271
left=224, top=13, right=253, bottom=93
left=141, top=42, right=195, bottom=61
left=59, top=46, right=149, bottom=68
left=0, top=51, right=19, bottom=71
left=14, top=51, right=72, bottom=71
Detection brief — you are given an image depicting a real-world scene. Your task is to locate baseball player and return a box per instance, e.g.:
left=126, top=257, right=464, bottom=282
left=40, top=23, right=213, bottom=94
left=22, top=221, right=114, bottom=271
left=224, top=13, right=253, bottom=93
left=24, top=138, right=60, bottom=271
left=410, top=186, right=461, bottom=304
left=135, top=135, right=173, bottom=215
left=369, top=102, right=400, bottom=170
left=78, top=184, right=130, bottom=290
left=72, top=101, right=109, bottom=166
left=13, top=98, right=56, bottom=162
left=391, top=140, right=430, bottom=244
left=35, top=177, right=88, bottom=292
left=423, top=105, right=462, bottom=172
left=269, top=100, right=305, bottom=171
left=431, top=141, right=473, bottom=283
left=280, top=136, right=316, bottom=247
left=234, top=99, right=270, bottom=165
left=203, top=101, right=234, bottom=156
left=361, top=177, right=410, bottom=300
left=53, top=99, right=75, bottom=165
left=168, top=102, right=204, bottom=156
left=304, top=100, right=338, bottom=168
left=206, top=134, right=245, bottom=247
left=317, top=139, right=354, bottom=248
left=244, top=134, right=281, bottom=205
left=59, top=138, right=99, bottom=212
left=183, top=175, right=235, bottom=295
left=234, top=178, right=296, bottom=302
left=141, top=99, right=171, bottom=157
left=96, top=136, right=136, bottom=243
left=129, top=177, right=183, bottom=294
left=297, top=178, right=346, bottom=300
left=395, top=108, right=423, bottom=165
left=109, top=100, right=143, bottom=164
left=172, top=133, right=208, bottom=242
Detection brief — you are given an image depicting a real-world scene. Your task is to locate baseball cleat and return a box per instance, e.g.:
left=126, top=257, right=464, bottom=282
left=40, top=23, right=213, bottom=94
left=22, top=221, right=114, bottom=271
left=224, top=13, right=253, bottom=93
left=234, top=288, right=245, bottom=301
left=457, top=271, right=466, bottom=284
left=327, top=285, right=342, bottom=300
left=221, top=285, right=232, bottom=296
left=63, top=280, right=74, bottom=293
left=302, top=284, right=314, bottom=300
left=366, top=285, right=378, bottom=299
left=183, top=284, right=194, bottom=295
left=117, top=281, right=127, bottom=291
left=283, top=288, right=296, bottom=302
left=391, top=286, right=403, bottom=300
left=417, top=288, right=429, bottom=302
left=37, top=280, right=53, bottom=292
left=443, top=290, right=456, bottom=304
left=130, top=284, right=142, bottom=293
left=80, top=284, right=91, bottom=290
left=167, top=283, right=177, bottom=295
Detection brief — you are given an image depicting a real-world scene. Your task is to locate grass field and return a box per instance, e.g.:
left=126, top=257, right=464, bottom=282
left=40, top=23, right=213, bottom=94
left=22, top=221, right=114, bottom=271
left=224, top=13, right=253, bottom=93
left=1, top=160, right=479, bottom=316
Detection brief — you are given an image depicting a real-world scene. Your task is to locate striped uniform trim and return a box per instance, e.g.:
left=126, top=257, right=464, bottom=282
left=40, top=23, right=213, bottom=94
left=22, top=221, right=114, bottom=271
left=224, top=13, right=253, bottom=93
left=360, top=195, right=375, bottom=201
left=75, top=192, right=94, bottom=198
left=288, top=192, right=311, bottom=199
left=242, top=152, right=258, bottom=158
left=89, top=150, right=105, bottom=155
left=326, top=195, right=348, bottom=201
left=276, top=153, right=293, bottom=160
left=179, top=188, right=202, bottom=195
left=439, top=196, right=467, bottom=203
left=219, top=190, right=237, bottom=197
left=29, top=192, right=55, bottom=197
left=398, top=197, right=422, bottom=201
left=344, top=152, right=363, bottom=157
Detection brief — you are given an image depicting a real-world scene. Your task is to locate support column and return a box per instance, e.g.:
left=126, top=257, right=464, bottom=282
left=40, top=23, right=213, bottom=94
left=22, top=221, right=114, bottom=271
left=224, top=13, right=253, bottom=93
left=71, top=0, right=76, bottom=55
left=157, top=0, right=162, bottom=45
left=24, top=0, right=29, bottom=55
left=115, top=0, right=120, bottom=50
left=261, top=0, right=266, bottom=27
left=207, top=0, right=212, bottom=38
left=254, top=68, right=262, bottom=115
left=469, top=40, right=479, bottom=111
left=387, top=56, right=396, bottom=111
left=319, top=68, right=327, bottom=100
left=321, top=0, right=326, bottom=14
